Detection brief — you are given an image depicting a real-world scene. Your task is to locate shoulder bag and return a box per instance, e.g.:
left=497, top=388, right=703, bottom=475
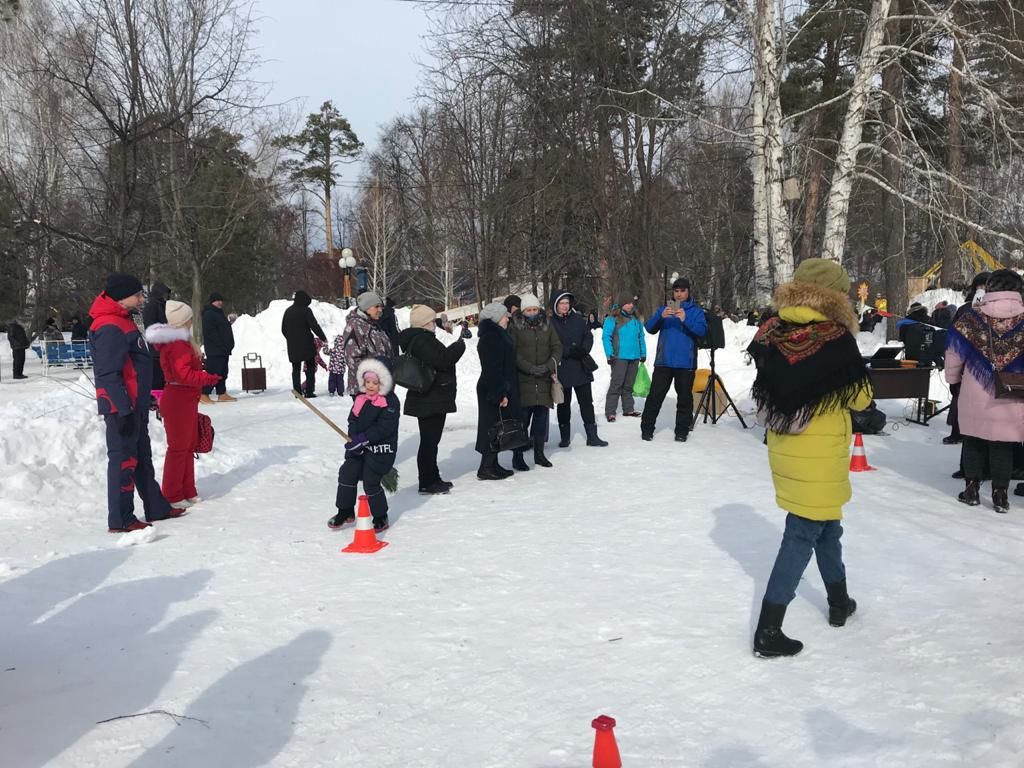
left=392, top=334, right=436, bottom=393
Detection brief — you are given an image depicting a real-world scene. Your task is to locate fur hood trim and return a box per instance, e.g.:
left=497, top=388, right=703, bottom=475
left=356, top=357, right=394, bottom=395
left=773, top=281, right=859, bottom=334
left=144, top=324, right=191, bottom=345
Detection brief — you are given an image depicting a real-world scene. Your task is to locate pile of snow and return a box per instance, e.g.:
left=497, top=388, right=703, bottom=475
left=226, top=299, right=353, bottom=390
left=912, top=288, right=964, bottom=310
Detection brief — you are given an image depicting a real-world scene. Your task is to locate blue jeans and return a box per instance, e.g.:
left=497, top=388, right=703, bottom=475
left=763, top=514, right=846, bottom=605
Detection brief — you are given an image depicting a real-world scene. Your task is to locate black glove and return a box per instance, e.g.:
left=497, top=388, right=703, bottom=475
left=118, top=412, right=135, bottom=436
left=529, top=364, right=548, bottom=377
left=566, top=344, right=581, bottom=360
left=640, top=356, right=646, bottom=363
left=607, top=357, right=616, bottom=366
left=950, top=382, right=961, bottom=397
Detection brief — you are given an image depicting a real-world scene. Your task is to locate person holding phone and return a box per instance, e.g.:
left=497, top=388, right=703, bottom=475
left=640, top=277, right=707, bottom=442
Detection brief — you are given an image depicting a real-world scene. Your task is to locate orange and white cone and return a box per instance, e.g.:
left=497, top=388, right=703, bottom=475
left=849, top=433, right=876, bottom=472
left=342, top=494, right=389, bottom=554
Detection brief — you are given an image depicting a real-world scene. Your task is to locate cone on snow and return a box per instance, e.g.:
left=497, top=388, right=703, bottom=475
left=849, top=433, right=876, bottom=472
left=591, top=715, right=622, bottom=768
left=342, top=494, right=389, bottom=554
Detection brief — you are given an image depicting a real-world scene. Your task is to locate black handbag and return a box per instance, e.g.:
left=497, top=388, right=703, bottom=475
left=391, top=335, right=436, bottom=393
left=488, top=407, right=531, bottom=452
left=581, top=353, right=599, bottom=373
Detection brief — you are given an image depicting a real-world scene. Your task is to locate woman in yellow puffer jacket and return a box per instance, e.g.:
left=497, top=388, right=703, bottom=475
left=746, top=259, right=873, bottom=659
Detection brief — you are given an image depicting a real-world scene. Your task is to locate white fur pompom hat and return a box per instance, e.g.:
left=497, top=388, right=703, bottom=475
left=356, top=358, right=394, bottom=395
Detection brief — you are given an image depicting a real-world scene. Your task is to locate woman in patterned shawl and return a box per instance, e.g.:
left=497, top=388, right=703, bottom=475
left=945, top=269, right=1024, bottom=514
left=745, top=258, right=873, bottom=658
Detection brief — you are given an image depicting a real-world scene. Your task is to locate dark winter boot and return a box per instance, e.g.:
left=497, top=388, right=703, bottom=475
left=958, top=479, right=981, bottom=506
left=584, top=423, right=608, bottom=447
left=558, top=423, right=571, bottom=448
left=512, top=449, right=531, bottom=472
left=993, top=486, right=1010, bottom=514
left=533, top=434, right=553, bottom=467
left=824, top=579, right=857, bottom=627
left=328, top=509, right=355, bottom=529
left=477, top=453, right=511, bottom=481
left=753, top=601, right=803, bottom=658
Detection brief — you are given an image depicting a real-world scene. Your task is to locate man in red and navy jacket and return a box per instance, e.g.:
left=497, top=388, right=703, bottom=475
left=89, top=273, right=184, bottom=532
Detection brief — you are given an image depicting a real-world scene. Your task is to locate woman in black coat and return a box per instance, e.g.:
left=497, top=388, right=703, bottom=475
left=398, top=304, right=467, bottom=494
left=281, top=290, right=327, bottom=396
left=475, top=302, right=520, bottom=480
left=549, top=289, right=608, bottom=448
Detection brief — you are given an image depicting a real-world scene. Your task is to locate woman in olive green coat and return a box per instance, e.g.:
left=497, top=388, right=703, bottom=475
left=508, top=294, right=562, bottom=470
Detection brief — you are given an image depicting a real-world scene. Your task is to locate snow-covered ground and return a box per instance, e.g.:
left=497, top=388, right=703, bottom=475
left=1, top=308, right=1022, bottom=767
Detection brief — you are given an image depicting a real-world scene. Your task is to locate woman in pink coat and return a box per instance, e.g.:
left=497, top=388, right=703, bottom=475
left=945, top=269, right=1024, bottom=513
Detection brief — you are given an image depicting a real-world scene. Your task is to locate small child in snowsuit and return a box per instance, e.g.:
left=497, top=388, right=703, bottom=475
left=328, top=334, right=345, bottom=396
left=329, top=358, right=399, bottom=532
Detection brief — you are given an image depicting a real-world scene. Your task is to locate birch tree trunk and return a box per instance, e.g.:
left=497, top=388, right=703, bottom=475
left=821, top=0, right=892, bottom=263
left=940, top=1, right=966, bottom=287
left=881, top=0, right=908, bottom=340
left=750, top=0, right=774, bottom=305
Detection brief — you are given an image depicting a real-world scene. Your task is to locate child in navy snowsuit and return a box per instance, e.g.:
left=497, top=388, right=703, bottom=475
left=329, top=358, right=399, bottom=532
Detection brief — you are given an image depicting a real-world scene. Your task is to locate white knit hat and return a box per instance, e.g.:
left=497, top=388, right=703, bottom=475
left=520, top=294, right=542, bottom=312
left=165, top=300, right=193, bottom=328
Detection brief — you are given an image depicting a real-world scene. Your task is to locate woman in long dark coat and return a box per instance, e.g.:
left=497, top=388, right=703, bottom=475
left=550, top=288, right=608, bottom=447
left=475, top=302, right=520, bottom=480
left=397, top=304, right=466, bottom=494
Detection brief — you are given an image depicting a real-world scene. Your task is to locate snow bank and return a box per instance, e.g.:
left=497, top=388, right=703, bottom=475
left=912, top=287, right=964, bottom=310
left=225, top=299, right=353, bottom=390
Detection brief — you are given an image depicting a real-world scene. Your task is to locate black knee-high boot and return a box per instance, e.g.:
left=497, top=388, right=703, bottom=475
left=533, top=434, right=552, bottom=467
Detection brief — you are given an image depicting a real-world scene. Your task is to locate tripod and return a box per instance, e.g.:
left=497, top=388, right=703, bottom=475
left=693, top=347, right=748, bottom=429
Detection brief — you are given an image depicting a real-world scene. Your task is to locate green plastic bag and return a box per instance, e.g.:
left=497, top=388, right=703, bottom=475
left=632, top=363, right=651, bottom=398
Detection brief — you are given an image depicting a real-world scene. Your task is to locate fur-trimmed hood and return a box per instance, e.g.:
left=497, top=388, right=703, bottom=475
left=144, top=323, right=191, bottom=345
left=773, top=281, right=859, bottom=334
left=355, top=357, right=394, bottom=395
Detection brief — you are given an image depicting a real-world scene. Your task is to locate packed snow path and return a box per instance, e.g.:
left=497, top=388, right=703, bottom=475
left=1, top=327, right=1023, bottom=766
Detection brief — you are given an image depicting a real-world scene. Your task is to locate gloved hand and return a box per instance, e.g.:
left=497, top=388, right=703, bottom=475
left=950, top=382, right=961, bottom=397
left=640, top=356, right=646, bottom=363
left=566, top=344, right=581, bottom=360
left=529, top=364, right=548, bottom=377
left=118, top=412, right=135, bottom=436
left=607, top=357, right=616, bottom=366
left=344, top=432, right=369, bottom=457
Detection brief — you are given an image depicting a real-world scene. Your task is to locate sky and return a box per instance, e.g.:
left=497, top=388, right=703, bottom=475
left=254, top=0, right=436, bottom=181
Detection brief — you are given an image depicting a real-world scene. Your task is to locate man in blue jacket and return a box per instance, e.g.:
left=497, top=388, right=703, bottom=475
left=641, top=277, right=707, bottom=442
left=89, top=273, right=183, bottom=532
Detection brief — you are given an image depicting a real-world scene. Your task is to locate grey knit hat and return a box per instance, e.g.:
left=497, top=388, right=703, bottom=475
left=479, top=302, right=508, bottom=325
left=357, top=291, right=383, bottom=312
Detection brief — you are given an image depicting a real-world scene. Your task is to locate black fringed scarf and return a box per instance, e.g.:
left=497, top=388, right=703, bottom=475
left=747, top=316, right=871, bottom=433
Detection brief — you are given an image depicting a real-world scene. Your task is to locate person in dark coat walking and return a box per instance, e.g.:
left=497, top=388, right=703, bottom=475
left=89, top=273, right=184, bottom=532
left=475, top=302, right=520, bottom=479
left=142, top=281, right=171, bottom=392
left=201, top=292, right=236, bottom=402
left=550, top=288, right=608, bottom=448
left=379, top=296, right=401, bottom=352
left=281, top=290, right=327, bottom=397
left=328, top=359, right=399, bottom=533
left=398, top=304, right=467, bottom=494
left=70, top=316, right=89, bottom=341
left=7, top=320, right=30, bottom=379
left=640, top=277, right=707, bottom=443
left=508, top=293, right=562, bottom=470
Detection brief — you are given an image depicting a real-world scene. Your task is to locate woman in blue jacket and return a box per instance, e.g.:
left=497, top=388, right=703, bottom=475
left=602, top=296, right=647, bottom=420
left=640, top=277, right=707, bottom=442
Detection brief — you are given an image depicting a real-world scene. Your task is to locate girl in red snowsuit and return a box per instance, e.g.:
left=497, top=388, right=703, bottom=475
left=145, top=301, right=221, bottom=506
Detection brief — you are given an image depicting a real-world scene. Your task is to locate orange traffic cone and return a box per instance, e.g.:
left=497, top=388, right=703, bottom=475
left=592, top=715, right=622, bottom=768
left=342, top=494, right=389, bottom=554
left=849, top=433, right=876, bottom=472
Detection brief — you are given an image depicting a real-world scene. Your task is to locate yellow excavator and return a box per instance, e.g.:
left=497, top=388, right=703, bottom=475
left=921, top=240, right=1001, bottom=284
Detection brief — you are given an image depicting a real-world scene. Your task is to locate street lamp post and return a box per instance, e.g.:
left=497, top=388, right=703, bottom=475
left=338, top=248, right=356, bottom=307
